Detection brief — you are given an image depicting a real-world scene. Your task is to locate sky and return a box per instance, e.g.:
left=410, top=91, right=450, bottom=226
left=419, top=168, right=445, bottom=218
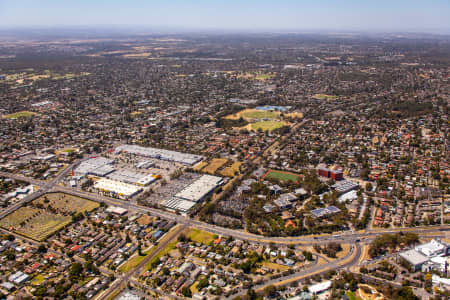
left=1, top=0, right=449, bottom=33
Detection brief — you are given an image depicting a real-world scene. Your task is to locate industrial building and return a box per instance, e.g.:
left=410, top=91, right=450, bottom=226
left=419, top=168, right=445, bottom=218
left=175, top=175, right=223, bottom=202
left=398, top=239, right=450, bottom=272
left=163, top=197, right=198, bottom=213
left=106, top=169, right=157, bottom=186
left=75, top=157, right=115, bottom=177
left=93, top=178, right=142, bottom=199
left=115, top=144, right=203, bottom=166
left=164, top=175, right=223, bottom=213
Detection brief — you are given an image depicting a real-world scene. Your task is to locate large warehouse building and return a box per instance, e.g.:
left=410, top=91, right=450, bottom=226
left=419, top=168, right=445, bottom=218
left=115, top=144, right=203, bottom=166
left=75, top=157, right=115, bottom=177
left=163, top=175, right=223, bottom=214
left=94, top=178, right=142, bottom=199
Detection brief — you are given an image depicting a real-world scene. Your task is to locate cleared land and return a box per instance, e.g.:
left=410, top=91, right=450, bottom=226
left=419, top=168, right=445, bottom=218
left=261, top=261, right=290, bottom=272
left=0, top=193, right=99, bottom=241
left=220, top=161, right=242, bottom=177
left=193, top=161, right=208, bottom=171
left=3, top=111, right=38, bottom=119
left=185, top=228, right=216, bottom=245
left=202, top=158, right=228, bottom=174
left=263, top=170, right=301, bottom=183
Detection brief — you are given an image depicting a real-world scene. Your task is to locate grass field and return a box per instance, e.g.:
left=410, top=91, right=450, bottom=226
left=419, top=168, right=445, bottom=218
left=261, top=261, right=290, bottom=272
left=202, top=158, right=228, bottom=174
left=312, top=94, right=338, bottom=100
left=3, top=111, right=38, bottom=119
left=31, top=274, right=46, bottom=285
left=263, top=170, right=301, bottom=183
left=185, top=228, right=216, bottom=245
left=249, top=121, right=287, bottom=132
left=144, top=239, right=178, bottom=272
left=118, top=249, right=152, bottom=273
left=346, top=292, right=362, bottom=300
left=225, top=108, right=280, bottom=121
left=220, top=161, right=242, bottom=177
left=0, top=193, right=99, bottom=241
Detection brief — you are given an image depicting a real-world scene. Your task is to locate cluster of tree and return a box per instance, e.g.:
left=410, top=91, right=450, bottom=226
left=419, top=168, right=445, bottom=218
left=314, top=242, right=343, bottom=258
left=369, top=232, right=419, bottom=258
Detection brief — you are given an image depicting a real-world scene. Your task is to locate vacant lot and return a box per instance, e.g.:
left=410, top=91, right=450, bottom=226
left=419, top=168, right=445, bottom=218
left=185, top=228, right=216, bottom=245
left=0, top=193, right=99, bottom=241
left=202, top=158, right=228, bottom=174
left=220, top=161, right=242, bottom=177
left=263, top=170, right=301, bottom=183
left=3, top=111, right=38, bottom=119
left=35, top=193, right=99, bottom=214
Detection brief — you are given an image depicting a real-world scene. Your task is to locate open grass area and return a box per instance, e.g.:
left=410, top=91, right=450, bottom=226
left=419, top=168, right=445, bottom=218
left=185, top=228, right=216, bottom=245
left=225, top=108, right=280, bottom=121
left=312, top=94, right=339, bottom=100
left=347, top=291, right=363, bottom=300
left=0, top=193, right=99, bottom=241
left=118, top=249, right=152, bottom=273
left=250, top=121, right=286, bottom=132
left=263, top=170, right=301, bottom=183
left=31, top=274, right=46, bottom=285
left=144, top=239, right=178, bottom=272
left=220, top=161, right=242, bottom=177
left=3, top=111, right=38, bottom=119
left=261, top=261, right=290, bottom=272
left=202, top=158, right=228, bottom=174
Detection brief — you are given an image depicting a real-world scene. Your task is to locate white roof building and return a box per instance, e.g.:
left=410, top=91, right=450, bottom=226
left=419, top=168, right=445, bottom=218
left=416, top=239, right=449, bottom=257
left=115, top=144, right=203, bottom=166
left=308, top=280, right=332, bottom=294
left=75, top=157, right=115, bottom=176
left=94, top=178, right=142, bottom=198
left=175, top=175, right=223, bottom=202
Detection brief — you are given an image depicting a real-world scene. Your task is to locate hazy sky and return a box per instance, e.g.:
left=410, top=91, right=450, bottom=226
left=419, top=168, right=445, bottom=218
left=1, top=0, right=449, bottom=32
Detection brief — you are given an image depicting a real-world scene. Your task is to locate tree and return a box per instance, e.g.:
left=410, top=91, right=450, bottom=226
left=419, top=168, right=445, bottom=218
left=182, top=286, right=192, bottom=297
left=264, top=285, right=277, bottom=297
left=69, top=262, right=83, bottom=278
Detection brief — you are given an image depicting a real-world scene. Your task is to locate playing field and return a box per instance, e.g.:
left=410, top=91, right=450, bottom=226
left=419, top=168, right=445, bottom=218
left=263, top=170, right=301, bottom=182
left=0, top=193, right=99, bottom=241
left=3, top=111, right=38, bottom=119
left=225, top=108, right=280, bottom=121
left=220, top=161, right=242, bottom=177
left=249, top=121, right=287, bottom=132
left=202, top=158, right=228, bottom=174
left=185, top=228, right=216, bottom=245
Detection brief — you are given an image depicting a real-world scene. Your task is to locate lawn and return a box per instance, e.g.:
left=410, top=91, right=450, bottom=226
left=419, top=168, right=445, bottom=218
left=250, top=121, right=286, bottom=132
left=202, top=158, right=228, bottom=174
left=220, top=161, right=242, bottom=177
left=261, top=261, right=290, bottom=272
left=347, top=291, right=363, bottom=300
left=35, top=193, right=99, bottom=214
left=144, top=239, right=178, bottom=272
left=31, top=274, right=45, bottom=285
left=263, top=170, right=301, bottom=183
left=185, top=228, right=216, bottom=245
left=3, top=111, right=38, bottom=119
left=118, top=249, right=152, bottom=273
